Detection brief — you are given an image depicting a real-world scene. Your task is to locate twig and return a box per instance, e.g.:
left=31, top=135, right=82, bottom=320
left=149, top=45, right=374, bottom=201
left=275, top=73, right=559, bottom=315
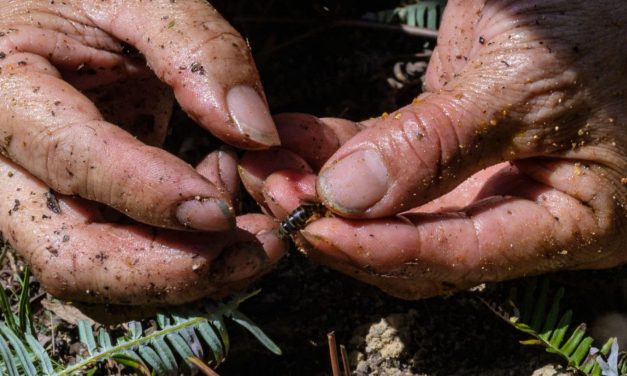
left=187, top=356, right=221, bottom=376
left=328, top=332, right=341, bottom=376
left=340, top=344, right=350, bottom=376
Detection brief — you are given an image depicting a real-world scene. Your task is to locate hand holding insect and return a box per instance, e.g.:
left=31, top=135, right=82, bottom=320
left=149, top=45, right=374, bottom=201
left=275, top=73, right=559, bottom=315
left=240, top=0, right=627, bottom=299
left=0, top=0, right=286, bottom=305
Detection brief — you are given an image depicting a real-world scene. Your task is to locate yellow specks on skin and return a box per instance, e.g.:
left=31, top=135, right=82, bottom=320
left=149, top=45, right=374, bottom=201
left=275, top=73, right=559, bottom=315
left=393, top=112, right=402, bottom=120
left=621, top=177, right=627, bottom=185
left=489, top=119, right=497, bottom=126
left=559, top=250, right=568, bottom=255
left=381, top=112, right=389, bottom=119
left=412, top=98, right=423, bottom=105
left=574, top=163, right=583, bottom=176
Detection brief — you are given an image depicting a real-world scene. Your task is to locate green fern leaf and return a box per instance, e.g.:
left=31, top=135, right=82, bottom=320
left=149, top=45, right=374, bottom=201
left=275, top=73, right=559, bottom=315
left=98, top=327, right=112, bottom=350
left=166, top=332, right=195, bottom=366
left=519, top=339, right=543, bottom=346
left=539, top=287, right=564, bottom=341
left=512, top=322, right=539, bottom=336
left=197, top=321, right=224, bottom=364
left=560, top=323, right=586, bottom=357
left=138, top=345, right=167, bottom=374
left=0, top=323, right=37, bottom=376
left=78, top=320, right=98, bottom=355
left=24, top=333, right=55, bottom=375
left=572, top=337, right=594, bottom=366
left=204, top=301, right=230, bottom=354
left=530, top=279, right=549, bottom=332
left=156, top=313, right=169, bottom=329
left=0, top=331, right=20, bottom=376
left=229, top=310, right=282, bottom=355
left=151, top=337, right=177, bottom=373
left=128, top=321, right=143, bottom=340
left=549, top=310, right=572, bottom=348
left=172, top=314, right=203, bottom=357
left=620, top=353, right=627, bottom=374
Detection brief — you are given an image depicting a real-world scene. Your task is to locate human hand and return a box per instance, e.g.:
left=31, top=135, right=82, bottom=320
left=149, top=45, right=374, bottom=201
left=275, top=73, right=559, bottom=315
left=0, top=0, right=285, bottom=304
left=240, top=0, right=627, bottom=298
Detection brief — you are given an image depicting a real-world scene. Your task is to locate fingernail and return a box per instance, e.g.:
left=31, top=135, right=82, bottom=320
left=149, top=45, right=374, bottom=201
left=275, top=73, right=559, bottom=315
left=212, top=242, right=268, bottom=283
left=176, top=198, right=235, bottom=231
left=227, top=86, right=280, bottom=147
left=318, top=149, right=389, bottom=213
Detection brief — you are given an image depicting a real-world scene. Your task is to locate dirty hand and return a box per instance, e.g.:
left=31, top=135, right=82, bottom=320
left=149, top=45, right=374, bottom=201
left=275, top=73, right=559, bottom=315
left=0, top=0, right=285, bottom=304
left=240, top=0, right=627, bottom=298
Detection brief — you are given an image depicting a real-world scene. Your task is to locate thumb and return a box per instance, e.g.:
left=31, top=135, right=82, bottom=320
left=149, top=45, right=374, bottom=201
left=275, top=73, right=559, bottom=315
left=317, top=75, right=535, bottom=217
left=316, top=0, right=593, bottom=218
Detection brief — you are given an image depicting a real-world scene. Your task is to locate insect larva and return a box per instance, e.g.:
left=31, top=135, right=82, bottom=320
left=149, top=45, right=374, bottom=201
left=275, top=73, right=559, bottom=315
left=279, top=202, right=326, bottom=239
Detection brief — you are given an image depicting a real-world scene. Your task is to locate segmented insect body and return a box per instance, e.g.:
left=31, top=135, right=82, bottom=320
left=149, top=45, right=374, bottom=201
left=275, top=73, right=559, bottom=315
left=279, top=203, right=326, bottom=239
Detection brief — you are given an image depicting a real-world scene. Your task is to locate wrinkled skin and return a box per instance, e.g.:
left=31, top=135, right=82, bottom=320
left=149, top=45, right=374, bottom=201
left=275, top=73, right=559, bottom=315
left=0, top=0, right=286, bottom=305
left=241, top=0, right=627, bottom=298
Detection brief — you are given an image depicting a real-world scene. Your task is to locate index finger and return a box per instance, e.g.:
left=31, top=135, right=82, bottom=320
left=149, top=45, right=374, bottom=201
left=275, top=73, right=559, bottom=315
left=302, top=164, right=620, bottom=298
left=80, top=0, right=280, bottom=149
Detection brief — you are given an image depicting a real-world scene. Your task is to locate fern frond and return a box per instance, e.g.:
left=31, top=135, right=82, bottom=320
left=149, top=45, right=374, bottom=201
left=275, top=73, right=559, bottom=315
left=62, top=290, right=281, bottom=375
left=0, top=322, right=57, bottom=376
left=362, top=0, right=447, bottom=30
left=0, top=262, right=279, bottom=376
left=0, top=266, right=57, bottom=376
left=485, top=277, right=626, bottom=375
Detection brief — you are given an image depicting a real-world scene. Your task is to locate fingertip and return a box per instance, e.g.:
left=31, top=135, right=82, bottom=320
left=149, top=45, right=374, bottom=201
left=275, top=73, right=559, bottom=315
left=317, top=148, right=390, bottom=216
left=176, top=198, right=235, bottom=231
left=196, top=146, right=240, bottom=204
left=227, top=86, right=280, bottom=148
left=262, top=170, right=317, bottom=219
left=236, top=214, right=287, bottom=260
left=239, top=149, right=313, bottom=205
left=273, top=113, right=344, bottom=170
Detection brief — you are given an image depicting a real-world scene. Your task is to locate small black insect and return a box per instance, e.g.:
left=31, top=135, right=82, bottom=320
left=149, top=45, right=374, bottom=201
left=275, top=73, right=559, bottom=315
left=279, top=202, right=326, bottom=239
